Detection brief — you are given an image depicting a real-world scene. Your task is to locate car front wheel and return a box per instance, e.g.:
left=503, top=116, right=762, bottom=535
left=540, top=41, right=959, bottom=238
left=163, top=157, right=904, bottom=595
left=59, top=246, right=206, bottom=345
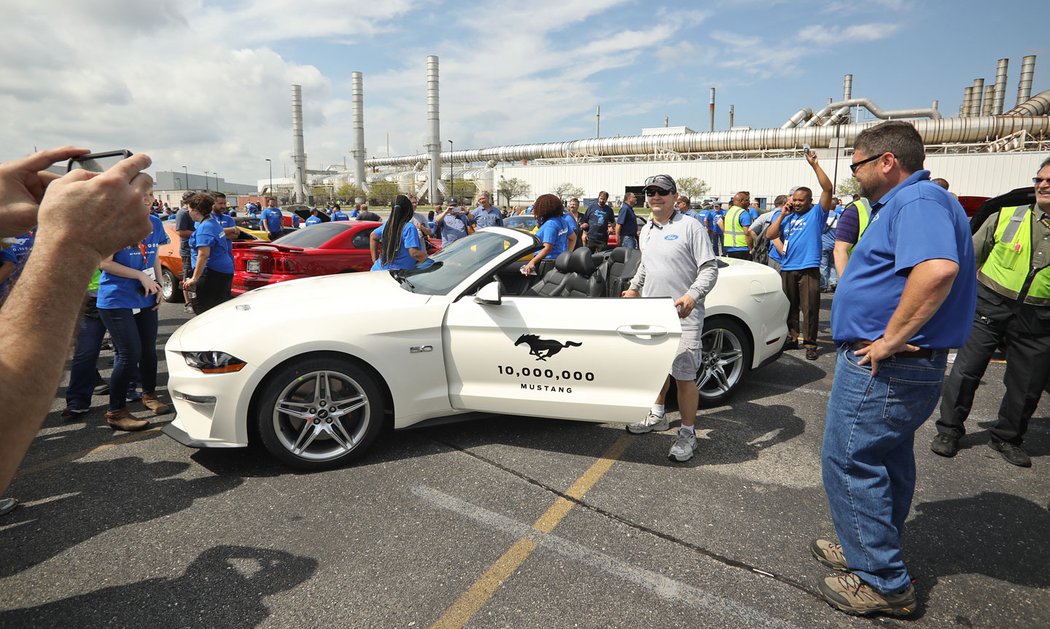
left=256, top=357, right=385, bottom=470
left=696, top=317, right=752, bottom=406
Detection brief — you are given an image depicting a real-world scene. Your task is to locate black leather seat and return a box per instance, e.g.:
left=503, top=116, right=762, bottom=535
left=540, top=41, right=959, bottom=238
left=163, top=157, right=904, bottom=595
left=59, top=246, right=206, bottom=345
left=562, top=247, right=606, bottom=297
left=526, top=251, right=573, bottom=296
left=604, top=247, right=641, bottom=297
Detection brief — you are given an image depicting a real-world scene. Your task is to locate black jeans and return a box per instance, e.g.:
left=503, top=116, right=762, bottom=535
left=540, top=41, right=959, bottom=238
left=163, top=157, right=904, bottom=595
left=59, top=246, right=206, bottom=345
left=937, top=290, right=1050, bottom=445
left=191, top=270, right=233, bottom=314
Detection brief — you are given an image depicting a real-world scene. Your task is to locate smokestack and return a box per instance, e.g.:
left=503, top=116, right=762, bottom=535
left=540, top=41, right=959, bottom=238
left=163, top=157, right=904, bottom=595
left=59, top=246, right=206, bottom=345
left=993, top=58, right=1009, bottom=115
left=290, top=84, right=308, bottom=203
left=728, top=104, right=734, bottom=129
left=932, top=99, right=939, bottom=113
left=426, top=56, right=441, bottom=204
left=982, top=85, right=995, bottom=117
left=709, top=88, right=715, bottom=132
left=842, top=74, right=853, bottom=124
left=1016, top=55, right=1036, bottom=107
left=970, top=78, right=985, bottom=117
left=351, top=72, right=367, bottom=193
left=961, top=86, right=973, bottom=117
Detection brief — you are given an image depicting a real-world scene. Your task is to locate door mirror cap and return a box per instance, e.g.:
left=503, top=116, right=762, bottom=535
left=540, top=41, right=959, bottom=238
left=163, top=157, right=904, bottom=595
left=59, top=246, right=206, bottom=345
left=474, top=281, right=502, bottom=305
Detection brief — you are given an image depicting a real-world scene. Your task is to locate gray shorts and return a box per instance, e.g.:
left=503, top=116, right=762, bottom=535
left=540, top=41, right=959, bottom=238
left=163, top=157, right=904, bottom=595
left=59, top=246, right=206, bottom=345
left=670, top=327, right=702, bottom=381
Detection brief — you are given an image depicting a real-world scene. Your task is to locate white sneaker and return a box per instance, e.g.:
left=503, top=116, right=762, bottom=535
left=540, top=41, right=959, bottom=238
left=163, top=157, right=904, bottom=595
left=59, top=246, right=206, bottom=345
left=626, top=413, right=669, bottom=434
left=668, top=427, right=698, bottom=462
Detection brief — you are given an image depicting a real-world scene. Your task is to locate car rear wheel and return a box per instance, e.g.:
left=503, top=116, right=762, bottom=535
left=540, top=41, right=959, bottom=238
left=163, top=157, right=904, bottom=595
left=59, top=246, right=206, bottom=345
left=161, top=267, right=183, bottom=303
left=256, top=357, right=385, bottom=470
left=696, top=317, right=751, bottom=406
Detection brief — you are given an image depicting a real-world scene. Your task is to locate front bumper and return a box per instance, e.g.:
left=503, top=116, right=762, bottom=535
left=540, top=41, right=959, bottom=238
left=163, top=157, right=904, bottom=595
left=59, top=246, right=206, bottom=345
left=162, top=420, right=245, bottom=449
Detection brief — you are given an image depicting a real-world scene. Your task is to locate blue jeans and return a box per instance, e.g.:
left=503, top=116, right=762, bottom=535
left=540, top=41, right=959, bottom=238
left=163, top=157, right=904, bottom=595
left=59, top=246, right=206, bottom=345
left=98, top=308, right=159, bottom=412
left=819, top=246, right=837, bottom=289
left=822, top=343, right=947, bottom=593
left=620, top=235, right=638, bottom=250
left=66, top=307, right=107, bottom=410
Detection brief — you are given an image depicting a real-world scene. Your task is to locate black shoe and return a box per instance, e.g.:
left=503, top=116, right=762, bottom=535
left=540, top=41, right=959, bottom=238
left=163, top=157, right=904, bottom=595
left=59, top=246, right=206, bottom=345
left=930, top=433, right=959, bottom=457
left=989, top=440, right=1031, bottom=467
left=783, top=339, right=800, bottom=351
left=805, top=346, right=819, bottom=361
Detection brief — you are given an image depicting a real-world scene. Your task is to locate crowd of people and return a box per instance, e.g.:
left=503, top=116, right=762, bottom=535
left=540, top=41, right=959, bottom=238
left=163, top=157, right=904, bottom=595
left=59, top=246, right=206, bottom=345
left=2, top=125, right=1048, bottom=619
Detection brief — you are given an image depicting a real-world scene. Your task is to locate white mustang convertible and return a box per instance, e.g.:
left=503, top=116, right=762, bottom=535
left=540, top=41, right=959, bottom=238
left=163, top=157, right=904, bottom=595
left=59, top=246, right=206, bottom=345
left=163, top=227, right=788, bottom=470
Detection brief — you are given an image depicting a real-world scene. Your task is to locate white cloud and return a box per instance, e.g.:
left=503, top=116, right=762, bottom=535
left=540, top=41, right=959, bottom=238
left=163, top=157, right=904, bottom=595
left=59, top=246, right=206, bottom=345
left=798, top=22, right=902, bottom=44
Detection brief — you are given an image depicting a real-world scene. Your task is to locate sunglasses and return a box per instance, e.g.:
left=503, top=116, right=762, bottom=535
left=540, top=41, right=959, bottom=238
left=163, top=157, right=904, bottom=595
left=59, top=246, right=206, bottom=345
left=849, top=154, right=882, bottom=174
left=644, top=188, right=672, bottom=197
left=1033, top=178, right=1050, bottom=185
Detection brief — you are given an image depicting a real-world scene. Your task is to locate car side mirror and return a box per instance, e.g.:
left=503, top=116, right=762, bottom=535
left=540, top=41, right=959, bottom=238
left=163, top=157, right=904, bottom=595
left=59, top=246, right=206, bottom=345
left=474, top=281, right=502, bottom=305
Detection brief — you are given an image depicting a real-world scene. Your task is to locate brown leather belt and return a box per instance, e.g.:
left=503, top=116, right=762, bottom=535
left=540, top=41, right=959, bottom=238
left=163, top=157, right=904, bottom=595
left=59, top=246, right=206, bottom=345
left=851, top=340, right=935, bottom=360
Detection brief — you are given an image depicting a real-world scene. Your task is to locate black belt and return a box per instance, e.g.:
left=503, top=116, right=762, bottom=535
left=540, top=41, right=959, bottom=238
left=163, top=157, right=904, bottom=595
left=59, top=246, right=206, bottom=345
left=851, top=340, right=935, bottom=360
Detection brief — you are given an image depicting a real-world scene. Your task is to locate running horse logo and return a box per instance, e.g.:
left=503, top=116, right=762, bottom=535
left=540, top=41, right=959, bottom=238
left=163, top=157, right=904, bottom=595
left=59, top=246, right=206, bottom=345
left=514, top=334, right=583, bottom=361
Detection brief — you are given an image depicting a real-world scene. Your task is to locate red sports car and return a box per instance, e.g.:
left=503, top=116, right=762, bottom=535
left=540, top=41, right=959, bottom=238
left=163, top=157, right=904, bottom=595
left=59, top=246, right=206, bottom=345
left=233, top=220, right=439, bottom=294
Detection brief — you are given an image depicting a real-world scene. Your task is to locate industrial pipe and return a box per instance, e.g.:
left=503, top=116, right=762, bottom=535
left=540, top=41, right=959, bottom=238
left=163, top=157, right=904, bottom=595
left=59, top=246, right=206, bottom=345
left=993, top=58, right=1009, bottom=115
left=1017, top=55, right=1037, bottom=108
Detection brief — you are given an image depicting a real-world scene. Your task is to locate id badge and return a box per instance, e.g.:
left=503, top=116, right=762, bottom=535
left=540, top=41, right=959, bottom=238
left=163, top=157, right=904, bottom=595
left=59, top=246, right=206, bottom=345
left=144, top=268, right=156, bottom=281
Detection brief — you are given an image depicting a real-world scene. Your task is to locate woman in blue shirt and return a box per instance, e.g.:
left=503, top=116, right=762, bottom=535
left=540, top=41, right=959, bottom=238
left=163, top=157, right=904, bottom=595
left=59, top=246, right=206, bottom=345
left=97, top=183, right=171, bottom=431
left=521, top=194, right=576, bottom=276
left=183, top=193, right=234, bottom=314
left=370, top=195, right=429, bottom=271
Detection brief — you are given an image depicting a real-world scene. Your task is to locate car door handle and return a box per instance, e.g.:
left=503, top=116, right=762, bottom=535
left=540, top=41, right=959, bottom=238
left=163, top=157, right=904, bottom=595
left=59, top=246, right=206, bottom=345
left=616, top=325, right=668, bottom=340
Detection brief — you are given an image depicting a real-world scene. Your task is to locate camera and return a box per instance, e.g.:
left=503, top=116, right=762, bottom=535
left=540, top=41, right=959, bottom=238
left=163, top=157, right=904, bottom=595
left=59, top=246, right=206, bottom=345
left=67, top=150, right=132, bottom=173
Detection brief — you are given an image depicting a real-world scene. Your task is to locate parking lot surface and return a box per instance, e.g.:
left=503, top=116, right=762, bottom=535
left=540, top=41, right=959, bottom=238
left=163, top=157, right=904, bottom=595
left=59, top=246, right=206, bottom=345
left=2, top=295, right=1049, bottom=627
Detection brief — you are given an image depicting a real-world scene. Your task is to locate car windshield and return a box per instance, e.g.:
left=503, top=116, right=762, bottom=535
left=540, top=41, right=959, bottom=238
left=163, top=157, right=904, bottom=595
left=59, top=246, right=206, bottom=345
left=272, top=222, right=351, bottom=247
left=398, top=231, right=524, bottom=295
left=505, top=216, right=536, bottom=230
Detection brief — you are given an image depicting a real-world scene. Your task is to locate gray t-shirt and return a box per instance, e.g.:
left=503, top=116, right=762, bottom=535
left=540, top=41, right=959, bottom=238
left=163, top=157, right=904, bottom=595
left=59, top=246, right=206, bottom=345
left=629, top=212, right=718, bottom=330
left=175, top=208, right=194, bottom=256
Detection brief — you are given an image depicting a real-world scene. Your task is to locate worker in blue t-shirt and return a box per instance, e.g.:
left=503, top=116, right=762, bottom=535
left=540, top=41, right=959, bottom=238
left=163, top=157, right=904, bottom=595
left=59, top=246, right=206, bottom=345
left=521, top=194, right=577, bottom=276
left=331, top=203, right=349, bottom=221
left=260, top=197, right=284, bottom=239
left=370, top=195, right=429, bottom=271
left=183, top=193, right=234, bottom=314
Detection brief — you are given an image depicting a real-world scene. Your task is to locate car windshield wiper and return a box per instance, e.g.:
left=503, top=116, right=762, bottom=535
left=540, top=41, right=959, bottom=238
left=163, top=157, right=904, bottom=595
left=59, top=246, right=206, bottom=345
left=392, top=269, right=416, bottom=291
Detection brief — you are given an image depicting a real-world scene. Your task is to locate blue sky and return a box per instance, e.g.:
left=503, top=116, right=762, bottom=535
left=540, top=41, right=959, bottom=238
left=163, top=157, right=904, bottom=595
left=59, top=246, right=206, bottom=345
left=1, top=0, right=1046, bottom=184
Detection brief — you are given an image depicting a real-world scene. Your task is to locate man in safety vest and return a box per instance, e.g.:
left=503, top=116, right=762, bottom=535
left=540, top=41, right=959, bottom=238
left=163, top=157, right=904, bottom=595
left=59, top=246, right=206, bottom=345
left=932, top=156, right=1050, bottom=468
left=718, top=191, right=754, bottom=260
left=832, top=195, right=873, bottom=279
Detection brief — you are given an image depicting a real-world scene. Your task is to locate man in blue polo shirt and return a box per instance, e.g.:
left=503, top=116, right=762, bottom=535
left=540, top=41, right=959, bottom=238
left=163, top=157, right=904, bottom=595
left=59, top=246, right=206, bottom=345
left=615, top=191, right=639, bottom=249
left=471, top=191, right=504, bottom=229
left=331, top=203, right=349, bottom=221
left=766, top=151, right=834, bottom=360
left=261, top=197, right=284, bottom=240
left=810, top=121, right=976, bottom=618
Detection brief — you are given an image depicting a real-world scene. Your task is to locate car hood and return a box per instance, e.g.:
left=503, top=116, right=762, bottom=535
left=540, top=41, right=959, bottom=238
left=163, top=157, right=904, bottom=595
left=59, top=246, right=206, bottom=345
left=168, top=271, right=420, bottom=350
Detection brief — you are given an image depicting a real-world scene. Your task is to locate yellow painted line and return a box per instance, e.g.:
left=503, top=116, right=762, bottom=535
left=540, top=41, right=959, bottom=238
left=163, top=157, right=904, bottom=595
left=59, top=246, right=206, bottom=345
left=19, top=427, right=162, bottom=475
left=431, top=434, right=632, bottom=629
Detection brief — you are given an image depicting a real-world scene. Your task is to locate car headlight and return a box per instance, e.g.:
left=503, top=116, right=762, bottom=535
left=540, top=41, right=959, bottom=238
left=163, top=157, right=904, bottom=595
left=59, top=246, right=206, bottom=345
left=182, top=351, right=247, bottom=374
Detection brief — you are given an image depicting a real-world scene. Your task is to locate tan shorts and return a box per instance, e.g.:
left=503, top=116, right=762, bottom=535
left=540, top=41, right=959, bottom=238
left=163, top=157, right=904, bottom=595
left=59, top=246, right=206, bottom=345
left=670, top=327, right=702, bottom=381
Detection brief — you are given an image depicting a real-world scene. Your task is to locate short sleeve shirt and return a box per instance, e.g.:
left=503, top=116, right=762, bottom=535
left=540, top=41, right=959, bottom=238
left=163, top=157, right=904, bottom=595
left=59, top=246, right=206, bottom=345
left=175, top=208, right=195, bottom=256
left=636, top=213, right=716, bottom=330
left=195, top=217, right=235, bottom=274
left=778, top=202, right=830, bottom=271
left=617, top=203, right=638, bottom=238
left=371, top=221, right=423, bottom=270
left=584, top=203, right=614, bottom=241
left=97, top=215, right=170, bottom=309
left=472, top=206, right=504, bottom=229
left=262, top=208, right=284, bottom=234
left=536, top=214, right=572, bottom=258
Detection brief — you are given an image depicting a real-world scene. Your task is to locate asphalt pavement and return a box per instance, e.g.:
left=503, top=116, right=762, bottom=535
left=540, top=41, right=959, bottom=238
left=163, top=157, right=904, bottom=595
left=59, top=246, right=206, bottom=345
left=1, top=293, right=1048, bottom=627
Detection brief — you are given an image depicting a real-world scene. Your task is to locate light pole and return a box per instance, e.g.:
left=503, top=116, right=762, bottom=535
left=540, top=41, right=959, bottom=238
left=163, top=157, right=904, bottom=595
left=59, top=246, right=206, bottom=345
left=181, top=166, right=188, bottom=189
left=448, top=139, right=453, bottom=201
left=213, top=171, right=219, bottom=193
left=204, top=171, right=211, bottom=191
left=265, top=158, right=272, bottom=197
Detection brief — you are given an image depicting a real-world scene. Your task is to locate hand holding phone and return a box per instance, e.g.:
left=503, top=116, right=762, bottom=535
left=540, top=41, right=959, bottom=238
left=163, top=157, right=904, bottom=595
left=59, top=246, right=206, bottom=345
left=67, top=150, right=133, bottom=173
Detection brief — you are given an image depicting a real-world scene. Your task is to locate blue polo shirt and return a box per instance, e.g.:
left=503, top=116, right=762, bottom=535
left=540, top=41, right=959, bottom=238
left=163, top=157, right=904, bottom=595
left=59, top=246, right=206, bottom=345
left=707, top=208, right=725, bottom=236
left=98, top=215, right=169, bottom=309
left=472, top=206, right=504, bottom=229
left=261, top=207, right=283, bottom=234
left=371, top=221, right=424, bottom=270
left=536, top=214, right=573, bottom=258
left=617, top=203, right=638, bottom=239
left=778, top=201, right=830, bottom=271
left=332, top=210, right=349, bottom=221
left=194, top=216, right=235, bottom=274
left=831, top=170, right=976, bottom=348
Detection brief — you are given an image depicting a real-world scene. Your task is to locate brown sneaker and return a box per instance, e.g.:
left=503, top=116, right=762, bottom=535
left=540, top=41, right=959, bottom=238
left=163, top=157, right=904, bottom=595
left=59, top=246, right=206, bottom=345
left=810, top=539, right=847, bottom=571
left=141, top=393, right=171, bottom=415
left=105, top=408, right=149, bottom=432
left=819, top=573, right=917, bottom=617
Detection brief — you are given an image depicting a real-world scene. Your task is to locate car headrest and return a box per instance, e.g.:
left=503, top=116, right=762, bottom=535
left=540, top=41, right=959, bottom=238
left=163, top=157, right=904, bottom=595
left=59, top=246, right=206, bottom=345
left=568, top=246, right=597, bottom=276
left=611, top=247, right=627, bottom=264
left=554, top=251, right=572, bottom=273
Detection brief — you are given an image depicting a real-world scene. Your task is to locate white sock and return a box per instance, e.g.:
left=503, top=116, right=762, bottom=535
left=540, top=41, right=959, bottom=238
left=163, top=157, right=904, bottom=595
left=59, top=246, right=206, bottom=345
left=650, top=404, right=665, bottom=417
left=680, top=424, right=695, bottom=435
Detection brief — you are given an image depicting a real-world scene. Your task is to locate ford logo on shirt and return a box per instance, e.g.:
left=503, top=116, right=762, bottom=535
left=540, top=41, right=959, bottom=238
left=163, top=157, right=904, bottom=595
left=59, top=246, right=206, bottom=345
left=664, top=234, right=679, bottom=240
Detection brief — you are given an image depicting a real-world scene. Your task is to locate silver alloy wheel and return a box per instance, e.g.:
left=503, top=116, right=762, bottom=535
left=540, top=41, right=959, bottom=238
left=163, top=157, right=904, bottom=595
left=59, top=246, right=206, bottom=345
left=161, top=268, right=179, bottom=302
left=271, top=369, right=371, bottom=462
left=696, top=324, right=746, bottom=401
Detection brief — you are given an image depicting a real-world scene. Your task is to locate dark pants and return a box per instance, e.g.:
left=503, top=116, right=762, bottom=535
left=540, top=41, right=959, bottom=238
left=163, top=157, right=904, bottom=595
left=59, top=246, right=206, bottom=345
left=586, top=238, right=608, bottom=254
left=66, top=296, right=107, bottom=410
left=191, top=270, right=233, bottom=314
left=937, top=292, right=1050, bottom=445
left=725, top=250, right=751, bottom=260
left=781, top=267, right=820, bottom=347
left=99, top=308, right=159, bottom=412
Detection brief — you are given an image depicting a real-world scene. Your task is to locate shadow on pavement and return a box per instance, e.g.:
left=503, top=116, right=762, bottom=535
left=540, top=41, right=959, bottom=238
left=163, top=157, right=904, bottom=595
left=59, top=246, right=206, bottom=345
left=0, top=545, right=317, bottom=627
left=0, top=457, right=241, bottom=578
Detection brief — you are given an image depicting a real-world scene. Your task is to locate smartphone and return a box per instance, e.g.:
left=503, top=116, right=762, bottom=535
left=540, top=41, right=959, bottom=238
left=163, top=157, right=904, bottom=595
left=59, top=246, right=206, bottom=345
left=67, top=150, right=133, bottom=173
left=803, top=144, right=811, bottom=154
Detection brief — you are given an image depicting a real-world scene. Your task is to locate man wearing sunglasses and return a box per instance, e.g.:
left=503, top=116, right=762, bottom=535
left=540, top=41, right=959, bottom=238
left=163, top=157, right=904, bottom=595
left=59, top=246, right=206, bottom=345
left=623, top=174, right=718, bottom=463
left=814, top=121, right=976, bottom=617
left=765, top=150, right=835, bottom=360
left=932, top=156, right=1050, bottom=468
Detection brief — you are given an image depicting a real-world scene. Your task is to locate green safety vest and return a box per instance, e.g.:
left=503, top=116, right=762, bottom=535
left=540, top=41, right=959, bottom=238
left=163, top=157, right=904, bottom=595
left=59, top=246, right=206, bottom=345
left=722, top=206, right=749, bottom=249
left=977, top=205, right=1050, bottom=306
left=847, top=198, right=872, bottom=254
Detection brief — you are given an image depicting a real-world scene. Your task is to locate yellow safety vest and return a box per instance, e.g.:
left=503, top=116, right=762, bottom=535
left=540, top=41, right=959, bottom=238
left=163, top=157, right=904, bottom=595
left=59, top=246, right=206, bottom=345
left=977, top=205, right=1050, bottom=306
left=722, top=206, right=749, bottom=249
left=847, top=198, right=872, bottom=254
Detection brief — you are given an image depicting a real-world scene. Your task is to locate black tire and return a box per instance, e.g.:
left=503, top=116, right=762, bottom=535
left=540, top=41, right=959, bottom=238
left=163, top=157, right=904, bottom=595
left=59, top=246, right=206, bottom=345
left=256, top=356, right=385, bottom=470
left=696, top=317, right=752, bottom=406
left=161, top=267, right=184, bottom=303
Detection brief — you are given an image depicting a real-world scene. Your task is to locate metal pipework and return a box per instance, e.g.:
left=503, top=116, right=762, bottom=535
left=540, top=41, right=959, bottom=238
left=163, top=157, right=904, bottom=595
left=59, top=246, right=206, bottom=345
left=971, top=78, right=985, bottom=117
left=803, top=97, right=943, bottom=127
left=993, top=58, right=1009, bottom=115
left=781, top=108, right=814, bottom=129
left=961, top=87, right=972, bottom=117
left=1005, top=88, right=1050, bottom=117
left=841, top=74, right=854, bottom=124
left=1017, top=55, right=1037, bottom=107
left=290, top=84, right=308, bottom=203
left=366, top=115, right=1050, bottom=168
left=709, top=88, right=715, bottom=132
left=351, top=72, right=367, bottom=192
left=426, top=55, right=441, bottom=204
left=982, top=85, right=995, bottom=117
left=729, top=104, right=734, bottom=128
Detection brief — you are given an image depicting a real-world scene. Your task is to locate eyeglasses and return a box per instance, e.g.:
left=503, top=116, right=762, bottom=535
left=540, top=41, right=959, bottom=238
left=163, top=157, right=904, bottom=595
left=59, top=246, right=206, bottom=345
left=1033, top=178, right=1050, bottom=185
left=849, top=154, right=882, bottom=174
left=644, top=188, right=672, bottom=197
